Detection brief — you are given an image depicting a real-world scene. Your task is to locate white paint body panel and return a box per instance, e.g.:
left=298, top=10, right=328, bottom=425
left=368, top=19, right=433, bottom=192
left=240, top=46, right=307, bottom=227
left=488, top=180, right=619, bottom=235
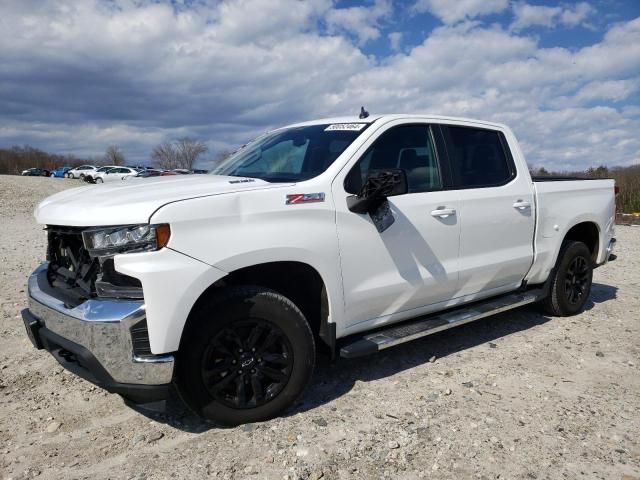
left=32, top=115, right=616, bottom=354
left=115, top=248, right=227, bottom=353
left=34, top=174, right=282, bottom=226
left=526, top=179, right=615, bottom=284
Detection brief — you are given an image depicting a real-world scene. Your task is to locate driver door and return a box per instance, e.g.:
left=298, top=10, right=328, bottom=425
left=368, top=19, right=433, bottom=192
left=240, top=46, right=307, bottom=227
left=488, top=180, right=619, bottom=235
left=333, top=122, right=461, bottom=331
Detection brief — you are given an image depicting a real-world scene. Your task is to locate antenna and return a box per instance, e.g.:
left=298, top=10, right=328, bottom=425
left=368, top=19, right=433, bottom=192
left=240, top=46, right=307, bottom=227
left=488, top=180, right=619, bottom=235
left=359, top=106, right=370, bottom=119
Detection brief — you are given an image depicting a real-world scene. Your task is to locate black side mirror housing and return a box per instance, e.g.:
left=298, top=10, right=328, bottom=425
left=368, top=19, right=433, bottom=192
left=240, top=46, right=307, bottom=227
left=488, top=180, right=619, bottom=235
left=347, top=168, right=408, bottom=214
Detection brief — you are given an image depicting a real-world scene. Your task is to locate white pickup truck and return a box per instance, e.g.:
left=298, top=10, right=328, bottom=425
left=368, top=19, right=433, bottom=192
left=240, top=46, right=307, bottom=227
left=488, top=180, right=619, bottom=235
left=22, top=114, right=617, bottom=426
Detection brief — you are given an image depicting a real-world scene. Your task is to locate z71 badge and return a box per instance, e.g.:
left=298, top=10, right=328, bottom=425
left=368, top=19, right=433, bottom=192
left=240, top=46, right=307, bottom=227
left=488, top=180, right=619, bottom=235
left=286, top=193, right=325, bottom=205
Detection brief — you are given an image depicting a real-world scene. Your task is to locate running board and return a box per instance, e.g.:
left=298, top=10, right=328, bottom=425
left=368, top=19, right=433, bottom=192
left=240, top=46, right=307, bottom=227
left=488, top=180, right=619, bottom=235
left=339, top=289, right=543, bottom=358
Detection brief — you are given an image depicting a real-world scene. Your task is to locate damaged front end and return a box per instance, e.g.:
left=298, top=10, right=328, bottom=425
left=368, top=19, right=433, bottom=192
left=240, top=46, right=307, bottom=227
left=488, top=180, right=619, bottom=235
left=46, top=225, right=147, bottom=302
left=21, top=224, right=174, bottom=404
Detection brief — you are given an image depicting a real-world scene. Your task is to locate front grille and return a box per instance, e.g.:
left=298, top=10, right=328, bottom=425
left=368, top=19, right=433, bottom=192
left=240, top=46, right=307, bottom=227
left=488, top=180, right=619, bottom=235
left=46, top=226, right=99, bottom=304
left=45, top=225, right=143, bottom=303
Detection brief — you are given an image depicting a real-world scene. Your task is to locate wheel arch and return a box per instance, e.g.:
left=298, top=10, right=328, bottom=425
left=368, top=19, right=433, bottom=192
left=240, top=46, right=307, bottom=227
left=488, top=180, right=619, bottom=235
left=180, top=260, right=335, bottom=355
left=562, top=220, right=600, bottom=263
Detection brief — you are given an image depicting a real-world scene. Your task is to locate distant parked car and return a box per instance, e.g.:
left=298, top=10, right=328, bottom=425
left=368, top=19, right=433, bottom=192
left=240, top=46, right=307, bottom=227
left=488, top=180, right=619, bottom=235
left=93, top=167, right=138, bottom=183
left=66, top=165, right=97, bottom=179
left=172, top=169, right=192, bottom=174
left=125, top=169, right=163, bottom=179
left=51, top=166, right=71, bottom=178
left=84, top=165, right=118, bottom=183
left=126, top=165, right=152, bottom=171
left=161, top=171, right=178, bottom=176
left=21, top=168, right=50, bottom=177
left=192, top=169, right=209, bottom=174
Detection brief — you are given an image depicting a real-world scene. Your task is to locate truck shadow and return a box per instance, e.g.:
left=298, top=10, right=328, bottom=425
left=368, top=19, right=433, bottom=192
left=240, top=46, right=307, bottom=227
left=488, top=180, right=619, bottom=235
left=130, top=282, right=617, bottom=432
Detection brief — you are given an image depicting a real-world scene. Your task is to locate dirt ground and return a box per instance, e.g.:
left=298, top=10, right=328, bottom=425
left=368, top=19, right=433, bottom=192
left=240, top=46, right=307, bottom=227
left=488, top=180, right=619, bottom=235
left=0, top=174, right=638, bottom=480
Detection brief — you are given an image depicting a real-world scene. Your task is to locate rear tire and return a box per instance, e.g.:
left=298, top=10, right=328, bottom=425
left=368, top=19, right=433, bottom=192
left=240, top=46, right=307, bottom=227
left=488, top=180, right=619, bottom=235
left=176, top=286, right=315, bottom=426
left=541, top=241, right=593, bottom=316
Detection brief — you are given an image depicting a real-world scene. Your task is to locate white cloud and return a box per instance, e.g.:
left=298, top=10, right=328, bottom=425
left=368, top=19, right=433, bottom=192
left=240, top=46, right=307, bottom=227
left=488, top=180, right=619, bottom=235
left=388, top=31, right=402, bottom=51
left=412, top=0, right=509, bottom=24
left=327, top=18, right=640, bottom=170
left=560, top=2, right=594, bottom=27
left=510, top=2, right=594, bottom=31
left=0, top=1, right=638, bottom=171
left=575, top=79, right=639, bottom=103
left=325, top=0, right=392, bottom=45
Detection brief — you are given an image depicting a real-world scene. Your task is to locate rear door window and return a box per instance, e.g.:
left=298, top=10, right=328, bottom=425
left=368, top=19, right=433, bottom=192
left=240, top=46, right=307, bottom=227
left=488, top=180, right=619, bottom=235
left=442, top=126, right=515, bottom=188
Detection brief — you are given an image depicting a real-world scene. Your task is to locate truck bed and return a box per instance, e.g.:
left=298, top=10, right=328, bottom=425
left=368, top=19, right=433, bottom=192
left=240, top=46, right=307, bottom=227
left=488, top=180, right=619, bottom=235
left=524, top=178, right=616, bottom=285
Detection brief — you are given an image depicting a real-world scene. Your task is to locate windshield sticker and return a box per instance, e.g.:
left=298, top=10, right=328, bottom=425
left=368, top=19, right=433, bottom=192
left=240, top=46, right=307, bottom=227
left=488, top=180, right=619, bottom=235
left=228, top=178, right=255, bottom=184
left=324, top=123, right=367, bottom=131
left=286, top=193, right=325, bottom=205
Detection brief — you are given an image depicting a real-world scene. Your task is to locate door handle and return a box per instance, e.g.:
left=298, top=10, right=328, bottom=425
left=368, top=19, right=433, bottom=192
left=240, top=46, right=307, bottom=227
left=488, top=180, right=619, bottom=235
left=431, top=207, right=456, bottom=218
left=513, top=200, right=531, bottom=210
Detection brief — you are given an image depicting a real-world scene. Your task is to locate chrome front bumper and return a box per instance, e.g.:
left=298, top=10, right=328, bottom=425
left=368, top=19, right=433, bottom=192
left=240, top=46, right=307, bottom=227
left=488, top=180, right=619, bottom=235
left=25, top=263, right=174, bottom=387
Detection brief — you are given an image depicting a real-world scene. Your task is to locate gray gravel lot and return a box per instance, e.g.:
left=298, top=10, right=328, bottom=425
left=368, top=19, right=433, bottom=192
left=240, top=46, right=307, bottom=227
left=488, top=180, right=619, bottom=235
left=0, top=174, right=639, bottom=480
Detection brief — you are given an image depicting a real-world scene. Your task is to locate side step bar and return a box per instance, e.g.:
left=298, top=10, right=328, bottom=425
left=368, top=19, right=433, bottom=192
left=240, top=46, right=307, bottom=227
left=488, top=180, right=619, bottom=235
left=339, top=289, right=544, bottom=358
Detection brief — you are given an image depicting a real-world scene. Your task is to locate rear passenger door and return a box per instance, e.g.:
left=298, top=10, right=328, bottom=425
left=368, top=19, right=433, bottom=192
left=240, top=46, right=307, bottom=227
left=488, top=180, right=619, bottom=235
left=440, top=125, right=535, bottom=297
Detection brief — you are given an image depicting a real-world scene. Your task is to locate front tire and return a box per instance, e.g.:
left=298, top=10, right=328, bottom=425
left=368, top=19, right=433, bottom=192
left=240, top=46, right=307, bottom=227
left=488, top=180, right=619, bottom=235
left=95, top=177, right=103, bottom=183
left=541, top=241, right=593, bottom=316
left=176, top=287, right=315, bottom=426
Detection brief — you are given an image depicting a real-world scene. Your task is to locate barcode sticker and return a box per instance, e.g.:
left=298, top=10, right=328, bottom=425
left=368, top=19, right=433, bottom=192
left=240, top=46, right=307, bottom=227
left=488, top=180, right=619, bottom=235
left=324, top=123, right=367, bottom=131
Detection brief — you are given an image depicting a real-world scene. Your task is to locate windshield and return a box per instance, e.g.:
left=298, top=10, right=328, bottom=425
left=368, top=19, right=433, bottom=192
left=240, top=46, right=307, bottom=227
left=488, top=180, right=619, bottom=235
left=211, top=123, right=368, bottom=182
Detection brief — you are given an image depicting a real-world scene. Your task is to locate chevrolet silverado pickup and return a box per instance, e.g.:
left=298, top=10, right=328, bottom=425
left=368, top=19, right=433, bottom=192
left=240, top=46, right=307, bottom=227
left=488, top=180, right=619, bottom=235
left=21, top=114, right=617, bottom=426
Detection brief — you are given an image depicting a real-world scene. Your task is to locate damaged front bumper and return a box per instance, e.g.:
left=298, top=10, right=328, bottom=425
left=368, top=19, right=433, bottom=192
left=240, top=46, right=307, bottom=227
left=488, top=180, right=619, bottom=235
left=21, top=263, right=174, bottom=403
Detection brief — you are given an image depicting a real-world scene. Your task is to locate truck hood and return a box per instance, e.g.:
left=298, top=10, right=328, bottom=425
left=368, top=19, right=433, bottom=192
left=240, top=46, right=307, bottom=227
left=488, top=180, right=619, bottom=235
left=35, top=175, right=289, bottom=226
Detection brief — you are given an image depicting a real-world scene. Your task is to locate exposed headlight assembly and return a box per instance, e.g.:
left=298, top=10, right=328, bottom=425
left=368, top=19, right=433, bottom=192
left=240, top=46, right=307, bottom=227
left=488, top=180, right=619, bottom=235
left=82, top=224, right=171, bottom=257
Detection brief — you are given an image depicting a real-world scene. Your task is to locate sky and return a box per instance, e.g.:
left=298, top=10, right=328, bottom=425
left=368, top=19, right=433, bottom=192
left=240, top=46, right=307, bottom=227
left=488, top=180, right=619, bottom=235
left=1, top=0, right=639, bottom=170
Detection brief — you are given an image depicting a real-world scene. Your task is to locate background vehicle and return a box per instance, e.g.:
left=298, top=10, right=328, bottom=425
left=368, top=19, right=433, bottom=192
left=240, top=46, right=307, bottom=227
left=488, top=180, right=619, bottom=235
left=66, top=165, right=96, bottom=179
left=93, top=166, right=138, bottom=183
left=125, top=169, right=164, bottom=179
left=21, top=168, right=50, bottom=176
left=51, top=166, right=71, bottom=178
left=84, top=165, right=117, bottom=183
left=22, top=114, right=616, bottom=426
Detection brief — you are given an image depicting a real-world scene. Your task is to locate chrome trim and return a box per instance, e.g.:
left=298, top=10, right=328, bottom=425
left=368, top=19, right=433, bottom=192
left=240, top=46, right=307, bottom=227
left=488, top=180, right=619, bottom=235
left=29, top=264, right=143, bottom=323
left=604, top=238, right=616, bottom=264
left=27, top=263, right=174, bottom=385
left=133, top=354, right=175, bottom=364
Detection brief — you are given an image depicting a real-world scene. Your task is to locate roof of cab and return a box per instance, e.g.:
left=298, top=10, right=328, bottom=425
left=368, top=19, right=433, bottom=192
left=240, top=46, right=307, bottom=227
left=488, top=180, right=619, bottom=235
left=284, top=114, right=508, bottom=131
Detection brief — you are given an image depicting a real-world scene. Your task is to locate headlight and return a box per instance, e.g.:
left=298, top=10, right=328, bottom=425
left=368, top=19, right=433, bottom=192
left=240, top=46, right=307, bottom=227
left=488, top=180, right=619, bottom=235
left=82, top=224, right=171, bottom=256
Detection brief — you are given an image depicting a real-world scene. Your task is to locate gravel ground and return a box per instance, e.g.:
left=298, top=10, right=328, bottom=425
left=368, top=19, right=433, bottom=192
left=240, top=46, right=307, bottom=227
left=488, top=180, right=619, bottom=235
left=0, top=174, right=639, bottom=480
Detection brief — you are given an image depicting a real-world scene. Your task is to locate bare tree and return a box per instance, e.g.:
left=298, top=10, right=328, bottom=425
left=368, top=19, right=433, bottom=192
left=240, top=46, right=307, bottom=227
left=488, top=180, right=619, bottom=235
left=104, top=145, right=125, bottom=165
left=151, top=142, right=178, bottom=170
left=151, top=138, right=208, bottom=170
left=175, top=137, right=208, bottom=170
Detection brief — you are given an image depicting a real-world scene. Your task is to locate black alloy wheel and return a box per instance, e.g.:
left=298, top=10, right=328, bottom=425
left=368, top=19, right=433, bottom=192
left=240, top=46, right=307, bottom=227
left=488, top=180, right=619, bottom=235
left=541, top=240, right=593, bottom=316
left=176, top=286, right=315, bottom=426
left=564, top=255, right=590, bottom=305
left=201, top=319, right=293, bottom=409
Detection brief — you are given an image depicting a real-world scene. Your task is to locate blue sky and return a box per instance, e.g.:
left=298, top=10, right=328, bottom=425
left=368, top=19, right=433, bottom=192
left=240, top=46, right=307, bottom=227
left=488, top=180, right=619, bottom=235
left=0, top=0, right=639, bottom=170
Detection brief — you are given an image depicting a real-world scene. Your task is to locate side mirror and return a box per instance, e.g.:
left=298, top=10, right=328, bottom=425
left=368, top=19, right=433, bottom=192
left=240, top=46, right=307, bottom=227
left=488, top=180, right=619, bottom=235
left=347, top=168, right=408, bottom=214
